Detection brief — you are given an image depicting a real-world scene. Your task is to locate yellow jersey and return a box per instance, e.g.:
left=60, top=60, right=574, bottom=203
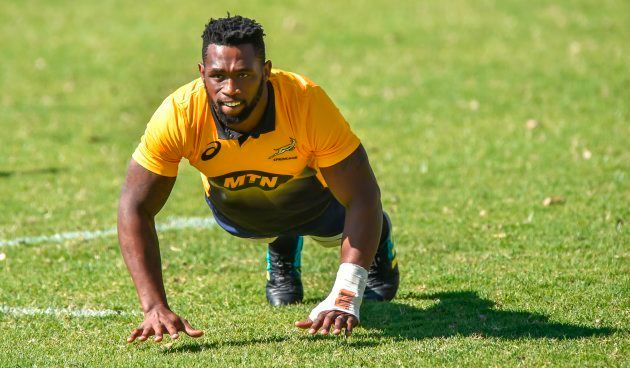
left=132, top=69, right=360, bottom=235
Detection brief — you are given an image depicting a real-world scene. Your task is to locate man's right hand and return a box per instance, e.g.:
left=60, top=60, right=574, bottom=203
left=127, top=304, right=204, bottom=343
left=118, top=161, right=201, bottom=343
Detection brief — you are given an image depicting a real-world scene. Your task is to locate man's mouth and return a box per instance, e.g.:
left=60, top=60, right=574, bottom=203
left=221, top=101, right=243, bottom=108
left=218, top=100, right=245, bottom=116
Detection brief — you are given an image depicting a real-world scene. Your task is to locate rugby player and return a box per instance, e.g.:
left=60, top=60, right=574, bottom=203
left=119, top=15, right=399, bottom=342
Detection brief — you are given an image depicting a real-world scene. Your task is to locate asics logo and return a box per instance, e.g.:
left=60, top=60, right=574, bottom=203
left=201, top=141, right=221, bottom=161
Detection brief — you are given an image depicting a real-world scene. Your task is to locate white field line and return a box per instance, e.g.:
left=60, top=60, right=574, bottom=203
left=0, top=305, right=138, bottom=318
left=0, top=216, right=215, bottom=248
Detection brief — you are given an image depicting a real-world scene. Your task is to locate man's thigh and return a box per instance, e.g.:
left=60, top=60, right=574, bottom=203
left=205, top=194, right=346, bottom=243
left=290, top=196, right=346, bottom=239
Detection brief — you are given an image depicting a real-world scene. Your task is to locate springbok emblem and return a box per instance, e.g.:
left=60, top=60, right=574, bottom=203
left=268, top=138, right=296, bottom=159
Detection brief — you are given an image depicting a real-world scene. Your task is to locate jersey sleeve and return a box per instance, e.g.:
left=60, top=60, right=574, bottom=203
left=132, top=97, right=187, bottom=177
left=304, top=86, right=361, bottom=168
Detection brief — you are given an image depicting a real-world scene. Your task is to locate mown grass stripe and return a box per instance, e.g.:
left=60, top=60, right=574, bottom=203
left=0, top=305, right=137, bottom=318
left=0, top=217, right=215, bottom=247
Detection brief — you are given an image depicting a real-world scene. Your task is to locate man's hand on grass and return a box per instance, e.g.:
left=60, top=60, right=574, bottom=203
left=295, top=310, right=358, bottom=337
left=127, top=304, right=204, bottom=343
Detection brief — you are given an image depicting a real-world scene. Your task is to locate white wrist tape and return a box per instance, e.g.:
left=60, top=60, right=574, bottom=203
left=309, top=263, right=368, bottom=322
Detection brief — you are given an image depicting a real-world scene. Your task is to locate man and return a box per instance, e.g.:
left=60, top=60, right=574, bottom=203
left=119, top=15, right=398, bottom=342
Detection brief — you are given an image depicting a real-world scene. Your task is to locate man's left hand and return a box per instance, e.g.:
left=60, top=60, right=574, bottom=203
left=295, top=310, right=358, bottom=337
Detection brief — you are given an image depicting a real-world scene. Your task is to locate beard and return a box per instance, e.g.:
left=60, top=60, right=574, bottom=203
left=210, top=78, right=265, bottom=127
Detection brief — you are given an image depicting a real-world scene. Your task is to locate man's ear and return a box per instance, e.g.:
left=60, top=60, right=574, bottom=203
left=263, top=60, right=272, bottom=80
left=198, top=63, right=205, bottom=78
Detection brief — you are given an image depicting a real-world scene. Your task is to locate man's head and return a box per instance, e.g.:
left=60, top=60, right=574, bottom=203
left=199, top=15, right=271, bottom=129
left=201, top=15, right=266, bottom=63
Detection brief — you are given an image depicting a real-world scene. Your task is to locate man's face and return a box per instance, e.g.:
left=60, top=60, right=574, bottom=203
left=199, top=44, right=270, bottom=126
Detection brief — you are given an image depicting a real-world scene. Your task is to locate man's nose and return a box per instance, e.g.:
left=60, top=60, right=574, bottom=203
left=223, top=78, right=240, bottom=96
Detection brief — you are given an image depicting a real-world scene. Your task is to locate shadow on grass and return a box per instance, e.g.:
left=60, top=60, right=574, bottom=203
left=163, top=290, right=616, bottom=353
left=0, top=167, right=65, bottom=178
left=162, top=332, right=372, bottom=354
left=360, top=290, right=616, bottom=341
left=163, top=336, right=291, bottom=354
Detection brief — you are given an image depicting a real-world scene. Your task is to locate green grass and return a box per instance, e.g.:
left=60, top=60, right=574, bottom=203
left=0, top=0, right=628, bottom=366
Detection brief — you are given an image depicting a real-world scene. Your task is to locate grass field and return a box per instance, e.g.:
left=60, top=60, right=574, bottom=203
left=0, top=0, right=628, bottom=366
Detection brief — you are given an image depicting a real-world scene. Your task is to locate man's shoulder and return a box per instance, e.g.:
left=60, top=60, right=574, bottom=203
left=270, top=69, right=320, bottom=93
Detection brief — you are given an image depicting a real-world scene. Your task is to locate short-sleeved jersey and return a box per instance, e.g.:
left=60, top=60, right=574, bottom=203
left=132, top=69, right=360, bottom=236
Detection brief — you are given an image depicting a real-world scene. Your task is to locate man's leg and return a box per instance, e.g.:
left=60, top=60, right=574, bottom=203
left=364, top=212, right=399, bottom=301
left=266, top=235, right=304, bottom=306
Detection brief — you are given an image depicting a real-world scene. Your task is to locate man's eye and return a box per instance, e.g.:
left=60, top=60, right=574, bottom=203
left=238, top=73, right=250, bottom=78
left=209, top=74, right=224, bottom=80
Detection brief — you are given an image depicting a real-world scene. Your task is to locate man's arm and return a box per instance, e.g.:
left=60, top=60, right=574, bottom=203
left=321, top=144, right=382, bottom=269
left=118, top=159, right=203, bottom=342
left=295, top=144, right=383, bottom=336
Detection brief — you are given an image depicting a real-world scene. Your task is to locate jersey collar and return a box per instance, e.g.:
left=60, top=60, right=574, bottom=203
left=211, top=81, right=276, bottom=145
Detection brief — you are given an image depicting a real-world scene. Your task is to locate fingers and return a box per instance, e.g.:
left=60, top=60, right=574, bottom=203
left=153, top=324, right=164, bottom=342
left=294, top=319, right=313, bottom=329
left=128, top=317, right=202, bottom=343
left=319, top=313, right=337, bottom=335
left=138, top=326, right=153, bottom=342
left=295, top=311, right=358, bottom=337
left=182, top=319, right=204, bottom=338
left=164, top=321, right=179, bottom=340
left=333, top=315, right=346, bottom=335
left=308, top=312, right=326, bottom=334
left=345, top=315, right=358, bottom=337
left=127, top=328, right=142, bottom=343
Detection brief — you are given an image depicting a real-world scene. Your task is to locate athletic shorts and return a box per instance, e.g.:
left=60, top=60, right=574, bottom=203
left=205, top=195, right=345, bottom=246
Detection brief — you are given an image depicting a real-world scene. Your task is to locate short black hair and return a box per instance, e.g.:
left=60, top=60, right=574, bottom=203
left=201, top=15, right=266, bottom=63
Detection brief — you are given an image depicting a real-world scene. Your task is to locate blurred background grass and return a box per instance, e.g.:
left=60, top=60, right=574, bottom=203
left=0, top=0, right=628, bottom=366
